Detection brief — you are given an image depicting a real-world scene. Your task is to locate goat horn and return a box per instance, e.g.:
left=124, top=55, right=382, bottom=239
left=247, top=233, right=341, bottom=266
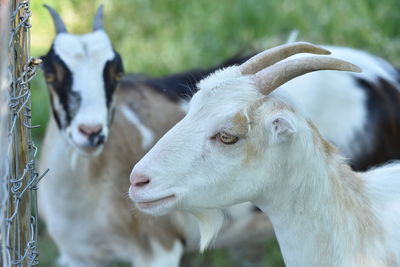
left=43, top=4, right=68, bottom=34
left=253, top=56, right=362, bottom=95
left=240, top=42, right=331, bottom=75
left=93, top=5, right=104, bottom=31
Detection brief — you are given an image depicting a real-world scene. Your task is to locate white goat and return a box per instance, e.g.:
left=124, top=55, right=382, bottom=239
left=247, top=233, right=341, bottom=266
left=130, top=43, right=400, bottom=266
left=38, top=5, right=272, bottom=267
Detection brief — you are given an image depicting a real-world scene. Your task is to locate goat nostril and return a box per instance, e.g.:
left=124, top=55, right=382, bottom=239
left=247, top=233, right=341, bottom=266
left=79, top=124, right=103, bottom=136
left=79, top=126, right=88, bottom=136
left=134, top=179, right=150, bottom=188
left=132, top=174, right=151, bottom=188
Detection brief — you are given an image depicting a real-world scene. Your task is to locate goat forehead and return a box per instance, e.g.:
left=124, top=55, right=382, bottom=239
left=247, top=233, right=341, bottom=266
left=198, top=66, right=242, bottom=90
left=53, top=31, right=114, bottom=68
left=189, top=86, right=261, bottom=122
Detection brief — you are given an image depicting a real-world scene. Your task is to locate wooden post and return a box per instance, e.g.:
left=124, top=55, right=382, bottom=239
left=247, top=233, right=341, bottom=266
left=1, top=0, right=39, bottom=266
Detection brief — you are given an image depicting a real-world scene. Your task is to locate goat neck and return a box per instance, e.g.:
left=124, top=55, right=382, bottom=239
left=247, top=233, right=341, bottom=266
left=254, top=120, right=382, bottom=267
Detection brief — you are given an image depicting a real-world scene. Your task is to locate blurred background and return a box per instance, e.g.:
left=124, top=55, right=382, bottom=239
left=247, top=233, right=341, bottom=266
left=30, top=0, right=399, bottom=266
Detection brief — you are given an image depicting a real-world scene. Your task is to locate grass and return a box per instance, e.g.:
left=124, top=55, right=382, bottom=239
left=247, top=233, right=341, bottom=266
left=29, top=0, right=399, bottom=265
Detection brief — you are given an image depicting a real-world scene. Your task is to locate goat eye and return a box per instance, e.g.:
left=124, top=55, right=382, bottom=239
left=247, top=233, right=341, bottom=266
left=217, top=132, right=239, bottom=145
left=45, top=73, right=56, bottom=83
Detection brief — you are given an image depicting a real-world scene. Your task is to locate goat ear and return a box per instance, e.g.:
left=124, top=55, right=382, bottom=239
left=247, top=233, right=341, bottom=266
left=266, top=113, right=296, bottom=142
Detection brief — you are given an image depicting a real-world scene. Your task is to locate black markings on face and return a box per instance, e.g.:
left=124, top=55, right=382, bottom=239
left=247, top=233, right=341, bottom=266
left=89, top=131, right=105, bottom=147
left=41, top=46, right=81, bottom=130
left=103, top=51, right=124, bottom=109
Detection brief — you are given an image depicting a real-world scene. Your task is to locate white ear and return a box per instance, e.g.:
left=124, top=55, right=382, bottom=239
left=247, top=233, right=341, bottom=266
left=267, top=113, right=296, bottom=142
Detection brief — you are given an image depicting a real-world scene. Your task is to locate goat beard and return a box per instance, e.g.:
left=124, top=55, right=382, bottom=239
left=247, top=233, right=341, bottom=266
left=191, top=209, right=225, bottom=252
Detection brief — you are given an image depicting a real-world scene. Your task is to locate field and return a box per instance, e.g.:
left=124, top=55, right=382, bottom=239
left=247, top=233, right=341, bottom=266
left=30, top=0, right=399, bottom=266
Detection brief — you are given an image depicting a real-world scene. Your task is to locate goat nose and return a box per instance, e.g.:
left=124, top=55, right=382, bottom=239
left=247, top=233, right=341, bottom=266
left=78, top=124, right=102, bottom=137
left=130, top=173, right=151, bottom=188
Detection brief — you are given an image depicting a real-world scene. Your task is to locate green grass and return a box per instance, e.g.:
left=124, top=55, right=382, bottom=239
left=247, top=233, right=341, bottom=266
left=30, top=0, right=400, bottom=265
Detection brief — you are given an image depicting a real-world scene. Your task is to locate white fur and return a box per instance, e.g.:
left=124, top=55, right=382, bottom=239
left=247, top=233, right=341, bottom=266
left=146, top=240, right=184, bottom=267
left=120, top=105, right=155, bottom=149
left=191, top=209, right=225, bottom=252
left=130, top=58, right=400, bottom=266
left=322, top=46, right=398, bottom=84
left=278, top=45, right=399, bottom=160
left=178, top=99, right=190, bottom=114
left=280, top=67, right=368, bottom=158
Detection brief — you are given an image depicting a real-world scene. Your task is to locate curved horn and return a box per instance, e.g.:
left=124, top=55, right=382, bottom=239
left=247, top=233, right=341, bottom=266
left=93, top=5, right=104, bottom=31
left=253, top=56, right=362, bottom=95
left=43, top=4, right=67, bottom=34
left=240, top=42, right=331, bottom=75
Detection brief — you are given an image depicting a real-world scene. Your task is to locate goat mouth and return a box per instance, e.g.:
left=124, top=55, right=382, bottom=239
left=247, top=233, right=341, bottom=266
left=68, top=134, right=105, bottom=156
left=136, top=195, right=176, bottom=209
left=73, top=140, right=104, bottom=155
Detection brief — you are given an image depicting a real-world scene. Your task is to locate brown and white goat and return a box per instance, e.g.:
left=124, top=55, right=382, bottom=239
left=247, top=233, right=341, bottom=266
left=130, top=43, right=400, bottom=266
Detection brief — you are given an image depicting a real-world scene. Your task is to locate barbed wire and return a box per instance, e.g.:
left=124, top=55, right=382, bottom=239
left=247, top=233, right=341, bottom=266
left=0, top=0, right=44, bottom=266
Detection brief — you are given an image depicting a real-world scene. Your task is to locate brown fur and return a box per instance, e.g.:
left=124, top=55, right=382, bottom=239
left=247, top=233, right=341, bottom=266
left=307, top=120, right=384, bottom=250
left=39, top=78, right=188, bottom=262
left=231, top=111, right=258, bottom=166
left=330, top=164, right=384, bottom=255
left=308, top=120, right=336, bottom=156
left=231, top=111, right=249, bottom=136
left=89, top=81, right=186, bottom=251
left=54, top=61, right=67, bottom=83
left=234, top=98, right=296, bottom=166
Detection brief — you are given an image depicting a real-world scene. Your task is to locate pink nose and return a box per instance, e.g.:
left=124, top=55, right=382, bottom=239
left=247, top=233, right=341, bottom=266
left=130, top=173, right=151, bottom=188
left=78, top=124, right=102, bottom=136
